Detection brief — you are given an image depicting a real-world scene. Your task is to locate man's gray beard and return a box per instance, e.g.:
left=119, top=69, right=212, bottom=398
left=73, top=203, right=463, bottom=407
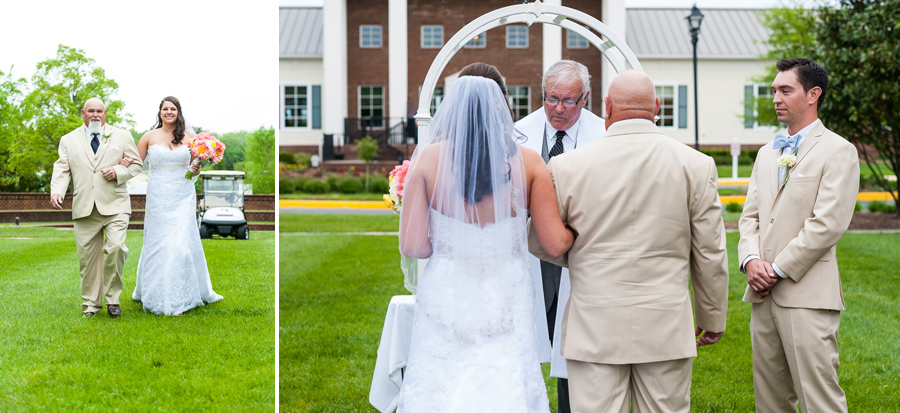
left=87, top=121, right=103, bottom=135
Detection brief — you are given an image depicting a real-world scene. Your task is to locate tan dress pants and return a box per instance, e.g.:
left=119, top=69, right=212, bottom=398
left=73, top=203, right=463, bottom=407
left=567, top=357, right=692, bottom=412
left=750, top=297, right=846, bottom=412
left=73, top=206, right=129, bottom=313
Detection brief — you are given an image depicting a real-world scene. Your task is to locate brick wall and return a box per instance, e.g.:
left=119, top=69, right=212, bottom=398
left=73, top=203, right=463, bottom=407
left=406, top=0, right=545, bottom=118
left=0, top=193, right=275, bottom=213
left=347, top=0, right=391, bottom=121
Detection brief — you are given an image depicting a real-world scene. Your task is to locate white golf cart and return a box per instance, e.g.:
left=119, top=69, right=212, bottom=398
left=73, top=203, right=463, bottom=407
left=197, top=171, right=249, bottom=239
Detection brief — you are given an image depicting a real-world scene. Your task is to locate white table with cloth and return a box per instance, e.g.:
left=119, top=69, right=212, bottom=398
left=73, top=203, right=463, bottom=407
left=369, top=295, right=416, bottom=413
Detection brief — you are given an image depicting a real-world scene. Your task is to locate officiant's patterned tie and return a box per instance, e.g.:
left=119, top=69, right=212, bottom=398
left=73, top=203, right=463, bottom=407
left=91, top=133, right=100, bottom=154
left=549, top=130, right=566, bottom=158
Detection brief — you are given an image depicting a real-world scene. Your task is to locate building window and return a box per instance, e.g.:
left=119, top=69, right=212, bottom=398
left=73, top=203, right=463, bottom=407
left=283, top=85, right=309, bottom=128
left=506, top=26, right=528, bottom=48
left=508, top=86, right=530, bottom=121
left=567, top=30, right=589, bottom=48
left=655, top=85, right=676, bottom=128
left=745, top=83, right=775, bottom=129
left=421, top=25, right=444, bottom=48
left=359, top=85, right=384, bottom=128
left=465, top=32, right=486, bottom=48
left=360, top=25, right=382, bottom=48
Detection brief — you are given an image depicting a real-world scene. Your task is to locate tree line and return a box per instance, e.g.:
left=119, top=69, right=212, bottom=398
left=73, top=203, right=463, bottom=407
left=0, top=45, right=274, bottom=194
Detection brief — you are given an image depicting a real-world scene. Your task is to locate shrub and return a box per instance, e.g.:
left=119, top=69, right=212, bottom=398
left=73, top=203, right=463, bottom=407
left=370, top=176, right=390, bottom=193
left=302, top=179, right=329, bottom=194
left=279, top=177, right=296, bottom=194
left=700, top=149, right=753, bottom=166
left=338, top=177, right=364, bottom=194
left=326, top=175, right=340, bottom=192
left=725, top=202, right=743, bottom=213
left=294, top=152, right=312, bottom=169
left=868, top=200, right=897, bottom=214
left=854, top=202, right=862, bottom=212
left=293, top=176, right=311, bottom=192
left=279, top=151, right=296, bottom=164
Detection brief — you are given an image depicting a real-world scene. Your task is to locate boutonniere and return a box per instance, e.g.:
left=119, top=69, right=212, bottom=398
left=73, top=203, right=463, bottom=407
left=102, top=131, right=112, bottom=141
left=778, top=153, right=798, bottom=185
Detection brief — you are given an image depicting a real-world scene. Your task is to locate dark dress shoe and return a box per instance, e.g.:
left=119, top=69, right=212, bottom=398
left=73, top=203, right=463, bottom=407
left=108, top=304, right=121, bottom=317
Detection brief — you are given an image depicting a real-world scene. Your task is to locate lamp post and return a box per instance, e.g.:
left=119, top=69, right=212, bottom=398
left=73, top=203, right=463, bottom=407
left=686, top=4, right=704, bottom=151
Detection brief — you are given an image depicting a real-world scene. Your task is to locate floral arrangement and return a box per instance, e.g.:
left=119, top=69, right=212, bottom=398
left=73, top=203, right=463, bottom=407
left=777, top=153, right=798, bottom=185
left=185, top=132, right=226, bottom=179
left=383, top=161, right=410, bottom=214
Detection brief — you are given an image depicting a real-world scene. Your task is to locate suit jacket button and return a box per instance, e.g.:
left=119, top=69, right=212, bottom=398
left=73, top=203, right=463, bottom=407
left=770, top=218, right=775, bottom=223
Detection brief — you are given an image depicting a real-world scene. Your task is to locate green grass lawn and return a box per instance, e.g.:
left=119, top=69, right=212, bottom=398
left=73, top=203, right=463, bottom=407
left=0, top=226, right=275, bottom=411
left=279, top=213, right=900, bottom=412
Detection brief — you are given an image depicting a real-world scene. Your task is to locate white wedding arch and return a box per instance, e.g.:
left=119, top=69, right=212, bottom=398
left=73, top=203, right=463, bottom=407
left=414, top=0, right=644, bottom=146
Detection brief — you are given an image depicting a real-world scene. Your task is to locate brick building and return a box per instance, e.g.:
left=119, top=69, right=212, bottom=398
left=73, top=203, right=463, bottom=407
left=279, top=0, right=626, bottom=158
left=279, top=0, right=778, bottom=158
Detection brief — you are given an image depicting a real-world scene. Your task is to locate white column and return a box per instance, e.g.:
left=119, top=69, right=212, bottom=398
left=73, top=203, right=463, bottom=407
left=601, top=0, right=626, bottom=114
left=323, top=0, right=348, bottom=137
left=388, top=0, right=409, bottom=120
left=542, top=0, right=563, bottom=75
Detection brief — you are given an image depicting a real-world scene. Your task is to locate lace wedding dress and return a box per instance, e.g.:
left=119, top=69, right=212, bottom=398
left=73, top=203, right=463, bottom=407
left=132, top=145, right=222, bottom=315
left=397, top=210, right=549, bottom=412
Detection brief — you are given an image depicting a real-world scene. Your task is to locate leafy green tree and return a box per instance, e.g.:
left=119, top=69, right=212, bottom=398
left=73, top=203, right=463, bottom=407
left=242, top=126, right=275, bottom=194
left=813, top=0, right=900, bottom=215
left=748, top=4, right=816, bottom=127
left=0, top=69, right=35, bottom=192
left=356, top=135, right=379, bottom=191
left=11, top=45, right=130, bottom=192
left=214, top=130, right=247, bottom=171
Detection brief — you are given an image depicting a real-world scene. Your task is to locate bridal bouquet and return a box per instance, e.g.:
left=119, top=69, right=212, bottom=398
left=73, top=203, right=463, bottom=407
left=383, top=161, right=410, bottom=214
left=185, top=132, right=226, bottom=179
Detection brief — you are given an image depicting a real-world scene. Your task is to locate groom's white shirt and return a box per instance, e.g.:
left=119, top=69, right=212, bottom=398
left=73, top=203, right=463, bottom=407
left=516, top=107, right=605, bottom=378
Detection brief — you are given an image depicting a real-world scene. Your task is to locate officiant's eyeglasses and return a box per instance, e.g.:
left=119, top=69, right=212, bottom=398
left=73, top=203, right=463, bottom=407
left=543, top=92, right=584, bottom=107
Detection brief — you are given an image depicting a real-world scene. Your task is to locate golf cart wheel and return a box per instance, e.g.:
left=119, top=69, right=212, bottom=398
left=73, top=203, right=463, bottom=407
left=237, top=224, right=250, bottom=240
left=199, top=224, right=211, bottom=239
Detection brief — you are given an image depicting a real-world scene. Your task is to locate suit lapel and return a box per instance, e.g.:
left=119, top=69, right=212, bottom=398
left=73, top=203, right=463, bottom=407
left=773, top=122, right=824, bottom=198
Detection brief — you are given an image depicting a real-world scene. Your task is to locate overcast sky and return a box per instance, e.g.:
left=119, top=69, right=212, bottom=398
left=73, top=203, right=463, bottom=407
left=1, top=0, right=278, bottom=134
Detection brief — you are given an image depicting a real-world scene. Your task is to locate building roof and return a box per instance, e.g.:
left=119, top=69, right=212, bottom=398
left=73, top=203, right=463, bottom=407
left=280, top=7, right=323, bottom=58
left=626, top=8, right=771, bottom=59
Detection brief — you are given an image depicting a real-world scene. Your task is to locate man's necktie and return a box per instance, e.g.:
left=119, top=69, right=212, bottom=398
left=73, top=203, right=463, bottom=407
left=91, top=133, right=100, bottom=154
left=549, top=130, right=566, bottom=158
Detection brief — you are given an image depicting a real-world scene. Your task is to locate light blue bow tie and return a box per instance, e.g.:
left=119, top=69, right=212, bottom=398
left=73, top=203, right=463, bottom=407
left=773, top=133, right=800, bottom=150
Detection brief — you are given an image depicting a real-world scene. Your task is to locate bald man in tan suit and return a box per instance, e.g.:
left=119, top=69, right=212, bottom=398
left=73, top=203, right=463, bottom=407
left=529, top=70, right=729, bottom=412
left=51, top=98, right=143, bottom=318
left=739, top=58, right=858, bottom=412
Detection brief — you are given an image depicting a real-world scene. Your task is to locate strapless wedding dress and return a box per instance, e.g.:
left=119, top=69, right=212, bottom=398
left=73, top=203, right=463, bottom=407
left=397, top=209, right=549, bottom=412
left=132, top=145, right=222, bottom=315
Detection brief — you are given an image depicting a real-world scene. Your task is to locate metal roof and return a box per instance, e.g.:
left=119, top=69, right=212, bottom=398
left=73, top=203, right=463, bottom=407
left=280, top=7, right=323, bottom=58
left=625, top=8, right=771, bottom=59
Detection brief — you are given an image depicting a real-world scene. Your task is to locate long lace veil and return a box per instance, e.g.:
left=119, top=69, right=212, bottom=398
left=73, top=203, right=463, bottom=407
left=399, top=75, right=527, bottom=293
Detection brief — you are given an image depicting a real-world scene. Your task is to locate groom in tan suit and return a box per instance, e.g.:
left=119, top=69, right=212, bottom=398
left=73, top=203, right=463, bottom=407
left=739, top=58, right=858, bottom=412
left=51, top=98, right=143, bottom=318
left=529, top=70, right=729, bottom=412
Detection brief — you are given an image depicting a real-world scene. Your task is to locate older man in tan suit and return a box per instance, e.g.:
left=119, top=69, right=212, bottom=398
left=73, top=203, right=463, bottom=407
left=529, top=70, right=729, bottom=412
left=739, top=58, right=858, bottom=412
left=51, top=98, right=143, bottom=318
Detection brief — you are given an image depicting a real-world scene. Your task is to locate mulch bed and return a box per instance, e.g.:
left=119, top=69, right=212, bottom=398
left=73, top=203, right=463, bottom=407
left=724, top=212, right=900, bottom=231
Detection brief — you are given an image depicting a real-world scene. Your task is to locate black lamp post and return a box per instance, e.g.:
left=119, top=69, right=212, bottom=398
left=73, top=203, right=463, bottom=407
left=686, top=4, right=704, bottom=150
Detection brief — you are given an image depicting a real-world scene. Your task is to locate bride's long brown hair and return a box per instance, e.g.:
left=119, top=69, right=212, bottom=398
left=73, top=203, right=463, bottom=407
left=154, top=96, right=187, bottom=145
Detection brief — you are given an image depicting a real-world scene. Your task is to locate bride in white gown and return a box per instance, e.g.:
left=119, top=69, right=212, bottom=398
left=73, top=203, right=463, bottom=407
left=397, top=63, right=574, bottom=411
left=127, top=96, right=222, bottom=316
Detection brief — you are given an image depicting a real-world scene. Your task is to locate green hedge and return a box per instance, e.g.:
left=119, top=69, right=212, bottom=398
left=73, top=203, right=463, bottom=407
left=700, top=149, right=758, bottom=166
